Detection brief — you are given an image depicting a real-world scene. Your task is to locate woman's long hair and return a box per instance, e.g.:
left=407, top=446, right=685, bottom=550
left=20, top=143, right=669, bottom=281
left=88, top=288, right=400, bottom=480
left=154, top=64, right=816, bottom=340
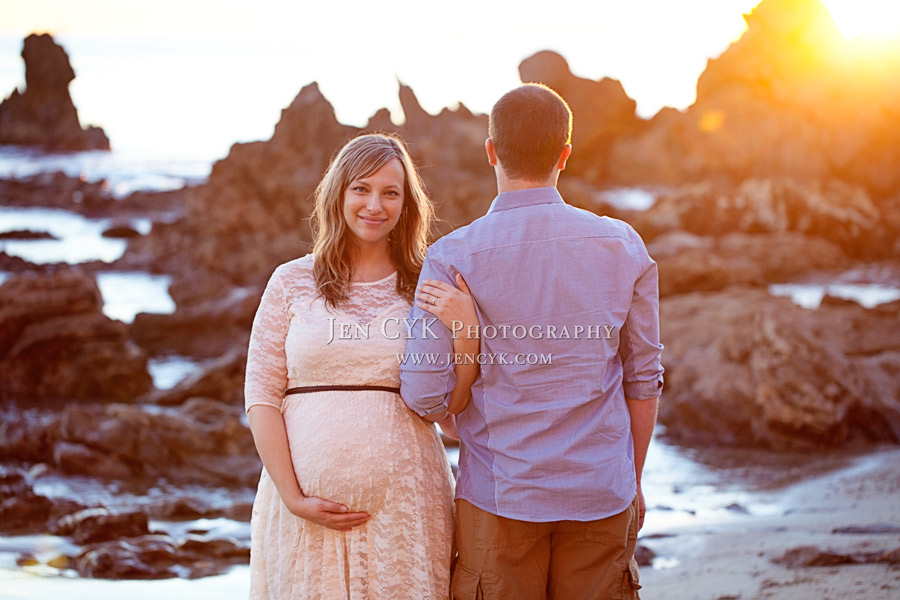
left=310, top=133, right=434, bottom=308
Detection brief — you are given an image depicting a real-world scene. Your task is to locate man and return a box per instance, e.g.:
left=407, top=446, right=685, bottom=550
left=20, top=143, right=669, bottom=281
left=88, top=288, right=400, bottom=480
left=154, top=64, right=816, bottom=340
left=401, top=83, right=663, bottom=600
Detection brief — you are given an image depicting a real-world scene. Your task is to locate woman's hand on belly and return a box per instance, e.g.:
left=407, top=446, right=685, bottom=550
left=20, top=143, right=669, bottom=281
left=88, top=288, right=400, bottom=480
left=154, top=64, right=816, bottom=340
left=287, top=494, right=371, bottom=531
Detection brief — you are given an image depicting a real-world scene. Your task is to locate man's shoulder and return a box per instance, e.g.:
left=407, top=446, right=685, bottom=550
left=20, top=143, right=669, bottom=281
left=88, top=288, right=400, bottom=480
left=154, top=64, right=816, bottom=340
left=560, top=203, right=644, bottom=242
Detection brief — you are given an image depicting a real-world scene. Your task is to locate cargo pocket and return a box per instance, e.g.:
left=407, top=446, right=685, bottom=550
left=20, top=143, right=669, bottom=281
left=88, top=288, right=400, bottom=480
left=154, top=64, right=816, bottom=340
left=621, top=560, right=642, bottom=599
left=451, top=565, right=483, bottom=600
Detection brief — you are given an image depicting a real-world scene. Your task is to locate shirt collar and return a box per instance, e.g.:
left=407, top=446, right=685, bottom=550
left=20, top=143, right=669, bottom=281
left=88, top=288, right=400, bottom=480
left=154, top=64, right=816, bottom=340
left=487, top=187, right=565, bottom=214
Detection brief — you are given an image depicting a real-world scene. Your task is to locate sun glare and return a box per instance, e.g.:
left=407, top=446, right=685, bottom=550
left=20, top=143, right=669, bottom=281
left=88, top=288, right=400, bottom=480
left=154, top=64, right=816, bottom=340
left=822, top=0, right=900, bottom=41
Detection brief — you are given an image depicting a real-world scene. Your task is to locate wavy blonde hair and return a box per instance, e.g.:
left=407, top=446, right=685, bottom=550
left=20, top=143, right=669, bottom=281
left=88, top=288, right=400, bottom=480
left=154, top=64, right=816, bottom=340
left=311, top=133, right=434, bottom=308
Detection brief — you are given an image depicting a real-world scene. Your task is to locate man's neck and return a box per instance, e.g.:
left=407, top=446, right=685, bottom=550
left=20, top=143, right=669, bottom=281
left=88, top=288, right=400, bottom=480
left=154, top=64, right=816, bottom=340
left=495, top=170, right=558, bottom=194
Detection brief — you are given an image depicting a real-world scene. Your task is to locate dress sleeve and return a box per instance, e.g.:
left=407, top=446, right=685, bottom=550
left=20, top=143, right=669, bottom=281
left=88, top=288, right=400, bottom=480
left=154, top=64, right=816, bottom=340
left=244, top=267, right=290, bottom=413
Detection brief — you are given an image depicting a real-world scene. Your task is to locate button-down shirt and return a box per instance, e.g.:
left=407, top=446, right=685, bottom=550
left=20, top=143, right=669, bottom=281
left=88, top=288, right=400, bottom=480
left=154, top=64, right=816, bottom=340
left=401, top=187, right=663, bottom=522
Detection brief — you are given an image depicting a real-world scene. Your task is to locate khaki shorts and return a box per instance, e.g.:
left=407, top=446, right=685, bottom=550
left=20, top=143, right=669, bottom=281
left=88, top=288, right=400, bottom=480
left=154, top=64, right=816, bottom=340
left=451, top=496, right=641, bottom=600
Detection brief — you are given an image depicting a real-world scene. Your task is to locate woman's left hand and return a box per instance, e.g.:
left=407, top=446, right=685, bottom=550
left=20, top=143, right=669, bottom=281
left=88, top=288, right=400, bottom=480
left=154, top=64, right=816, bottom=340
left=416, top=274, right=478, bottom=337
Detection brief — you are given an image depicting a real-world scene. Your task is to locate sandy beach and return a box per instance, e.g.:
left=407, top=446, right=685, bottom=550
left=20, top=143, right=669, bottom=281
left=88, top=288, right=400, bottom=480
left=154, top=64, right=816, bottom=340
left=640, top=447, right=900, bottom=600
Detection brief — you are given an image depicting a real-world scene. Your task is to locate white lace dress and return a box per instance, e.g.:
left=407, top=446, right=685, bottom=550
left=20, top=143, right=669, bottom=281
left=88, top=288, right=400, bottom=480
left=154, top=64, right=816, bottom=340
left=244, top=254, right=455, bottom=600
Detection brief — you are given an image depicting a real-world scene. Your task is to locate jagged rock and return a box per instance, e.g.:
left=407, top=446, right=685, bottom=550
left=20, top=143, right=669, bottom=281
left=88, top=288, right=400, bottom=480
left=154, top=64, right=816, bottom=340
left=72, top=532, right=250, bottom=579
left=832, top=523, right=900, bottom=535
left=74, top=534, right=180, bottom=579
left=57, top=399, right=258, bottom=486
left=52, top=440, right=133, bottom=479
left=659, top=288, right=900, bottom=449
left=519, top=50, right=641, bottom=181
left=0, top=482, right=87, bottom=536
left=131, top=287, right=258, bottom=358
left=773, top=544, right=898, bottom=567
left=637, top=178, right=884, bottom=258
left=607, top=0, right=900, bottom=198
left=101, top=222, right=142, bottom=238
left=365, top=82, right=494, bottom=236
left=649, top=231, right=851, bottom=296
left=0, top=34, right=109, bottom=150
left=0, top=269, right=152, bottom=401
left=634, top=544, right=657, bottom=567
left=127, top=81, right=495, bottom=307
left=143, top=346, right=246, bottom=406
left=145, top=496, right=253, bottom=521
left=0, top=229, right=56, bottom=240
left=50, top=507, right=149, bottom=544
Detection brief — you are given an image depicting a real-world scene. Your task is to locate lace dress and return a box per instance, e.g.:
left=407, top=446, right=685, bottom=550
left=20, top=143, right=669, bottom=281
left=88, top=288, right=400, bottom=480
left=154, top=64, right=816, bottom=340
left=244, top=254, right=455, bottom=600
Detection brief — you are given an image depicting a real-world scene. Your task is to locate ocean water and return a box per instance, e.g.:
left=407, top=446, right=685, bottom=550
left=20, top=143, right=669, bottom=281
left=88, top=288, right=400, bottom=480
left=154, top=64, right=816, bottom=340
left=0, top=146, right=210, bottom=199
left=769, top=262, right=900, bottom=308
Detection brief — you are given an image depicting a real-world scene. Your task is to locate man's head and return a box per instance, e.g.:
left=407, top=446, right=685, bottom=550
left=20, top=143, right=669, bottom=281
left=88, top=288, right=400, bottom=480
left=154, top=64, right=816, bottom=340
left=487, top=83, right=573, bottom=182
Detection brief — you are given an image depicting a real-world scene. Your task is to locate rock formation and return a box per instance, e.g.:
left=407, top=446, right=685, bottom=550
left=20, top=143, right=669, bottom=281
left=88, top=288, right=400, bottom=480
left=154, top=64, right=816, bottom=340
left=0, top=33, right=109, bottom=150
left=0, top=269, right=151, bottom=401
left=634, top=178, right=891, bottom=259
left=607, top=0, right=900, bottom=197
left=128, top=81, right=495, bottom=305
left=659, top=289, right=900, bottom=450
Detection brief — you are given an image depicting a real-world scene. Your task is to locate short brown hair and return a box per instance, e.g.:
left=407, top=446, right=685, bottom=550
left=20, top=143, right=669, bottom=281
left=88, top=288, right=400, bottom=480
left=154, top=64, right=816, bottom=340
left=489, top=83, right=572, bottom=180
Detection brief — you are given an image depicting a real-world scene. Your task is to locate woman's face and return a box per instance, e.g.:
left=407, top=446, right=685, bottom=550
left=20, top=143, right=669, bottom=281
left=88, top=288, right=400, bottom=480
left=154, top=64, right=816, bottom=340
left=342, top=158, right=405, bottom=250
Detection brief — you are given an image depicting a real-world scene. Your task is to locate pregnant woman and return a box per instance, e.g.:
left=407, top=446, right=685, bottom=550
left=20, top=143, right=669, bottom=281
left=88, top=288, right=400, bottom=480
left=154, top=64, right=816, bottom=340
left=243, top=133, right=471, bottom=599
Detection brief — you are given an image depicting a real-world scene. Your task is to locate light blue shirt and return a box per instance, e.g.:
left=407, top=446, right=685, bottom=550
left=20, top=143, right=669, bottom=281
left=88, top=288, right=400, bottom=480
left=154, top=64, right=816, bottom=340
left=401, top=187, right=664, bottom=521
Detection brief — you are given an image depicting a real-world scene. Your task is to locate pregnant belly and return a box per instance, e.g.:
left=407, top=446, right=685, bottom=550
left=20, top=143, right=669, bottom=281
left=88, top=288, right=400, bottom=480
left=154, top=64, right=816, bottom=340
left=281, top=391, right=417, bottom=514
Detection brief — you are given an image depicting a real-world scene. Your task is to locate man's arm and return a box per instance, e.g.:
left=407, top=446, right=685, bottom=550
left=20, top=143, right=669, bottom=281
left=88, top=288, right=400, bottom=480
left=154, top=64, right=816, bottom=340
left=627, top=395, right=658, bottom=529
left=619, top=236, right=665, bottom=530
left=400, top=248, right=457, bottom=422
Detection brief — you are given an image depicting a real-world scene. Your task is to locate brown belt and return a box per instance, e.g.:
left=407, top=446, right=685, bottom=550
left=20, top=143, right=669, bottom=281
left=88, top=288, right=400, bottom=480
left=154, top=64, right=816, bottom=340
left=284, top=384, right=401, bottom=397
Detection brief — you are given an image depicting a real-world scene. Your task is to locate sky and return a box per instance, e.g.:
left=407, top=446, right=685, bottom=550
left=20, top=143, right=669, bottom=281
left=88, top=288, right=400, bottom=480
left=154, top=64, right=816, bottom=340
left=0, top=0, right=898, bottom=160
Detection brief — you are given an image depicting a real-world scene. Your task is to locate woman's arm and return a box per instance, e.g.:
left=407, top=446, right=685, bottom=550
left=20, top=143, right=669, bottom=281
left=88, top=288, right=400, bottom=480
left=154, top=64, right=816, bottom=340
left=416, top=274, right=480, bottom=414
left=245, top=267, right=368, bottom=530
left=248, top=406, right=369, bottom=531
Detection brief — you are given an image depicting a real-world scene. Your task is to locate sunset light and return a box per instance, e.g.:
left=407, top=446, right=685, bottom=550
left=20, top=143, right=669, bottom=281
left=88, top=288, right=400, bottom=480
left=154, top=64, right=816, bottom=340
left=822, top=0, right=900, bottom=41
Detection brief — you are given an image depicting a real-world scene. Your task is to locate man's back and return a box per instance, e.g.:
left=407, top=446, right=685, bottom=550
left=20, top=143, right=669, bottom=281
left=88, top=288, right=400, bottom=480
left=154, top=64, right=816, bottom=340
left=401, top=186, right=664, bottom=522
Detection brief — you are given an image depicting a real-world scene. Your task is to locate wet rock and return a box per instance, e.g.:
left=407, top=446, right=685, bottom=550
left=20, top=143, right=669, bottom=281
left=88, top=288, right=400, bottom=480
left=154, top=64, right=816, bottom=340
left=0, top=465, right=29, bottom=499
left=772, top=545, right=883, bottom=568
left=101, top=222, right=142, bottom=238
left=58, top=400, right=259, bottom=486
left=178, top=533, right=249, bottom=560
left=52, top=440, right=134, bottom=479
left=0, top=490, right=55, bottom=535
left=72, top=531, right=250, bottom=579
left=725, top=503, right=750, bottom=515
left=634, top=544, right=657, bottom=567
left=0, top=229, right=56, bottom=240
left=142, top=347, right=246, bottom=407
left=832, top=523, right=900, bottom=535
left=0, top=406, right=61, bottom=463
left=649, top=230, right=850, bottom=297
left=0, top=482, right=87, bottom=536
left=659, top=288, right=900, bottom=449
left=519, top=50, right=641, bottom=181
left=74, top=534, right=180, bottom=579
left=50, top=507, right=149, bottom=544
left=0, top=34, right=109, bottom=150
left=0, top=269, right=152, bottom=401
left=146, top=496, right=252, bottom=521
left=131, top=288, right=258, bottom=358
left=637, top=179, right=885, bottom=259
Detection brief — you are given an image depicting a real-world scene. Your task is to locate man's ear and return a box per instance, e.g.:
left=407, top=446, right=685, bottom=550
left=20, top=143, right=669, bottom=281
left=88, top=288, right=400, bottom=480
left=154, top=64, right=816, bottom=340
left=485, top=138, right=498, bottom=166
left=557, top=144, right=572, bottom=171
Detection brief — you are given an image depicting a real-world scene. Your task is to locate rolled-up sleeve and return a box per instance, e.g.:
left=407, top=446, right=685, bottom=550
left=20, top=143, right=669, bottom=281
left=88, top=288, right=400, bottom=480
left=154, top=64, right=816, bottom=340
left=400, top=247, right=456, bottom=421
left=244, top=267, right=289, bottom=413
left=619, top=242, right=664, bottom=400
